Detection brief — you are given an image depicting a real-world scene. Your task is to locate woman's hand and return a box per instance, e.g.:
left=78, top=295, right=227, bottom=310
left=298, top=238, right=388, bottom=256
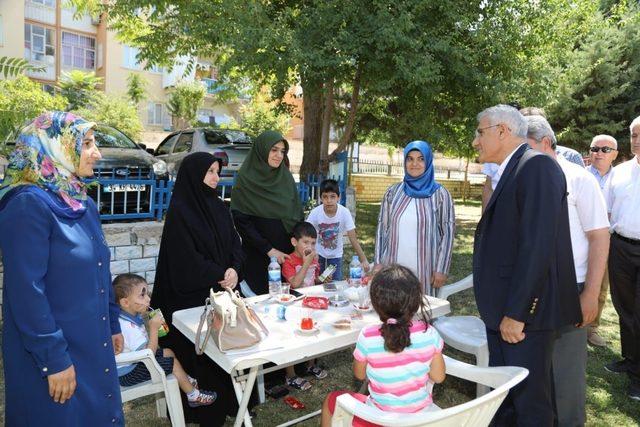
left=219, top=268, right=239, bottom=289
left=112, top=333, right=124, bottom=355
left=431, top=272, right=448, bottom=288
left=267, top=248, right=290, bottom=264
left=48, top=365, right=76, bottom=404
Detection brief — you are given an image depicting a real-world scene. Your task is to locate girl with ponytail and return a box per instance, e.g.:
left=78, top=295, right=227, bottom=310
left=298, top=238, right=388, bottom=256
left=321, top=264, right=446, bottom=426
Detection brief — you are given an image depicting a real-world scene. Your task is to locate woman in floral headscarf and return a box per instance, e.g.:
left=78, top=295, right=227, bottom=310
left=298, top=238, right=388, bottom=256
left=0, top=112, right=124, bottom=426
left=375, top=140, right=455, bottom=296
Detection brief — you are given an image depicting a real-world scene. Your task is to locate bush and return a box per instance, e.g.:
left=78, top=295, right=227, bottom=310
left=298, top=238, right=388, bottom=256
left=0, top=75, right=67, bottom=149
left=74, top=92, right=143, bottom=141
left=166, top=81, right=206, bottom=129
left=236, top=91, right=291, bottom=137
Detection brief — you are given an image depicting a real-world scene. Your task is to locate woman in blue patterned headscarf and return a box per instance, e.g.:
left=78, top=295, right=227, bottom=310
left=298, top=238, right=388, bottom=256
left=0, top=112, right=125, bottom=425
left=374, top=140, right=456, bottom=296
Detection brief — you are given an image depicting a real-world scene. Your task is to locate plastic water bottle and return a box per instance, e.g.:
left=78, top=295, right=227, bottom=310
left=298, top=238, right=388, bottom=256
left=268, top=256, right=282, bottom=298
left=349, top=255, right=362, bottom=286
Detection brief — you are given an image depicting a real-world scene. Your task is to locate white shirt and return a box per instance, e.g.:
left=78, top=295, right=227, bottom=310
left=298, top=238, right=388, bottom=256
left=608, top=156, right=640, bottom=239
left=482, top=163, right=500, bottom=190
left=491, top=143, right=527, bottom=190
left=306, top=203, right=355, bottom=258
left=118, top=312, right=149, bottom=374
left=558, top=157, right=610, bottom=282
left=396, top=198, right=419, bottom=277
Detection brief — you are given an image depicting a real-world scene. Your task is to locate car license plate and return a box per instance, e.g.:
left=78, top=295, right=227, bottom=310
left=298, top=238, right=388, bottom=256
left=104, top=184, right=147, bottom=192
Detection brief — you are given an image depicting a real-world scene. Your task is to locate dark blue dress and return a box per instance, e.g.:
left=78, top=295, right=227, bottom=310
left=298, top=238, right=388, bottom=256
left=0, top=189, right=124, bottom=426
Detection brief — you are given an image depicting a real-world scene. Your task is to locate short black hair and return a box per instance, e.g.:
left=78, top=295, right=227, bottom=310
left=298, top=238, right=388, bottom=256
left=320, top=179, right=340, bottom=196
left=292, top=221, right=317, bottom=240
left=113, top=273, right=147, bottom=301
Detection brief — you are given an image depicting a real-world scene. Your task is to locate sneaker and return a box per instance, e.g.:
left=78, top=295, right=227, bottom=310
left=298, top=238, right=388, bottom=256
left=604, top=359, right=631, bottom=374
left=306, top=365, right=328, bottom=379
left=188, top=389, right=217, bottom=407
left=587, top=327, right=607, bottom=347
left=286, top=376, right=312, bottom=391
left=629, top=382, right=640, bottom=401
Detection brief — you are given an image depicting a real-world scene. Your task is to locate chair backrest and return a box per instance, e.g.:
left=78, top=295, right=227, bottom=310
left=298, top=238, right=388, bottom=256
left=436, top=274, right=473, bottom=301
left=332, top=355, right=528, bottom=427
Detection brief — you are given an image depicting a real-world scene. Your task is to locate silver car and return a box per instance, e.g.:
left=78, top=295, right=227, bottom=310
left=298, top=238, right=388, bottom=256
left=154, top=128, right=252, bottom=186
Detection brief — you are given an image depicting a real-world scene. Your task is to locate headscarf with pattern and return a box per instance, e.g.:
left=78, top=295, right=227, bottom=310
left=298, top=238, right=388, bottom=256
left=0, top=111, right=96, bottom=217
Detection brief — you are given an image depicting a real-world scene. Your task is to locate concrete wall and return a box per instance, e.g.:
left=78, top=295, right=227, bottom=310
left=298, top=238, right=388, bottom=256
left=0, top=220, right=164, bottom=321
left=352, top=173, right=483, bottom=202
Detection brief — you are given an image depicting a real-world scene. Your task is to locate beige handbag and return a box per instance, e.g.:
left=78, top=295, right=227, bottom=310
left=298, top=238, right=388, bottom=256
left=195, top=288, right=268, bottom=354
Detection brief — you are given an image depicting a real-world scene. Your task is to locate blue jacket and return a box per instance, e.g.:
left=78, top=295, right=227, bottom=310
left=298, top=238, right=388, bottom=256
left=0, top=190, right=124, bottom=426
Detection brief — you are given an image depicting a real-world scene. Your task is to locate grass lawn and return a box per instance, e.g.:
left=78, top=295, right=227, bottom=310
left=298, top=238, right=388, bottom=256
left=2, top=200, right=638, bottom=426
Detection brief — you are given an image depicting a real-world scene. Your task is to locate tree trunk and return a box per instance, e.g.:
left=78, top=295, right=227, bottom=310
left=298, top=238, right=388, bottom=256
left=329, top=62, right=363, bottom=160
left=319, top=79, right=334, bottom=173
left=299, top=80, right=324, bottom=181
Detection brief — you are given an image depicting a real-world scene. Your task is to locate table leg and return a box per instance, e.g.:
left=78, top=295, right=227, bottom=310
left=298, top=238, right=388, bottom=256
left=232, top=367, right=259, bottom=427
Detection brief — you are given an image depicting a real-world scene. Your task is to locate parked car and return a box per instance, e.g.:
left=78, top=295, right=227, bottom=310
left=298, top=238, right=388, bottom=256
left=154, top=128, right=253, bottom=186
left=90, top=124, right=169, bottom=217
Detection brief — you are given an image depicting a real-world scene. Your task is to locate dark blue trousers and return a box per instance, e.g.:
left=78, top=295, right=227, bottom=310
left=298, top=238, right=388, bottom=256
left=487, top=328, right=556, bottom=427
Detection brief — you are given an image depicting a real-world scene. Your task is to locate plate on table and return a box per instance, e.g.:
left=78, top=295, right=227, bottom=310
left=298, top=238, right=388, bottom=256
left=353, top=304, right=373, bottom=313
left=296, top=324, right=320, bottom=335
left=274, top=294, right=296, bottom=305
left=331, top=317, right=352, bottom=330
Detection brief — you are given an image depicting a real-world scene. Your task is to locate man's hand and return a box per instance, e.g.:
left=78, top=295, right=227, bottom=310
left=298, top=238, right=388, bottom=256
left=218, top=268, right=238, bottom=289
left=578, top=291, right=599, bottom=327
left=431, top=272, right=448, bottom=288
left=499, top=316, right=526, bottom=344
left=267, top=248, right=290, bottom=264
left=112, top=333, right=124, bottom=355
left=361, top=260, right=371, bottom=273
left=48, top=365, right=76, bottom=404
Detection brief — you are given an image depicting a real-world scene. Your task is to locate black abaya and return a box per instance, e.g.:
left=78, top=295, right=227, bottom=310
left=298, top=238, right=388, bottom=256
left=151, top=152, right=245, bottom=426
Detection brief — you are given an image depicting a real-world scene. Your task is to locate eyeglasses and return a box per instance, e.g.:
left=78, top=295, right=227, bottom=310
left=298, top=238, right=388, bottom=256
left=590, top=146, right=616, bottom=153
left=475, top=124, right=501, bottom=138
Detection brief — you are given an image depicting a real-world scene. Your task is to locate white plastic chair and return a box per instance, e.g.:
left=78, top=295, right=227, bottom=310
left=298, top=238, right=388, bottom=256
left=331, top=355, right=528, bottom=427
left=432, top=274, right=489, bottom=396
left=116, top=349, right=185, bottom=427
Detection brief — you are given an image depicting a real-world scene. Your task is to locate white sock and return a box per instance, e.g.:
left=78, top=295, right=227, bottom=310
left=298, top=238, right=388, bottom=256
left=187, top=388, right=200, bottom=400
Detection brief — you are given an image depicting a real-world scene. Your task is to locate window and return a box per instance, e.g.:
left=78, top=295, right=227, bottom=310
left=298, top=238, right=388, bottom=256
left=204, top=130, right=228, bottom=146
left=29, top=0, right=56, bottom=7
left=147, top=102, right=163, bottom=125
left=94, top=125, right=138, bottom=149
left=62, top=31, right=96, bottom=70
left=24, top=24, right=55, bottom=63
left=173, top=133, right=193, bottom=153
left=156, top=134, right=179, bottom=155
left=122, top=45, right=141, bottom=70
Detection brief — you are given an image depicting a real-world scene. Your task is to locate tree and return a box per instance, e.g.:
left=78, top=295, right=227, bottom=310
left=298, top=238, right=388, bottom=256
left=235, top=91, right=291, bottom=138
left=57, top=70, right=102, bottom=111
left=0, top=76, right=67, bottom=150
left=166, top=81, right=206, bottom=129
left=74, top=92, right=144, bottom=141
left=126, top=73, right=147, bottom=105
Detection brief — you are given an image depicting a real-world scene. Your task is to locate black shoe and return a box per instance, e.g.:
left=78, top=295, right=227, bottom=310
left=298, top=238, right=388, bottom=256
left=605, top=359, right=631, bottom=374
left=628, top=382, right=640, bottom=401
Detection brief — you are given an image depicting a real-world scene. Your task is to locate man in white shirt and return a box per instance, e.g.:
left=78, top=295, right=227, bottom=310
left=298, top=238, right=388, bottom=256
left=605, top=116, right=640, bottom=401
left=586, top=135, right=619, bottom=347
left=526, top=115, right=610, bottom=426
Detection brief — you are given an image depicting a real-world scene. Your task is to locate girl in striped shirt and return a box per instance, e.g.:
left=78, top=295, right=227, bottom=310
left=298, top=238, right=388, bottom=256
left=321, top=264, right=445, bottom=426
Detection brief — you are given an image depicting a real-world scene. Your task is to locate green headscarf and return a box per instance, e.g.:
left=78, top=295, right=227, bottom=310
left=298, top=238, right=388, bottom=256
left=231, top=130, right=303, bottom=232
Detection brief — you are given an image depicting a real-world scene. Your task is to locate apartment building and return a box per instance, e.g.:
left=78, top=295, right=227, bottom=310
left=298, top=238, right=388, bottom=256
left=0, top=0, right=243, bottom=141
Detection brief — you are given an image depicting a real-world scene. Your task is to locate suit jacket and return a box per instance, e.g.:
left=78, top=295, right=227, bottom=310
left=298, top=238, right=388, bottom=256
left=473, top=144, right=582, bottom=331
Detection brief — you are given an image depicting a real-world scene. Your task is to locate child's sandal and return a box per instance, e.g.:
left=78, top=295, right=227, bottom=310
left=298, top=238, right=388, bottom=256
left=188, top=390, right=217, bottom=407
left=306, top=366, right=328, bottom=379
left=286, top=376, right=311, bottom=391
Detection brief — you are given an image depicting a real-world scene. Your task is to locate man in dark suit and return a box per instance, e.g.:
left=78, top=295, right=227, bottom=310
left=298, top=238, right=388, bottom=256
left=472, top=105, right=582, bottom=426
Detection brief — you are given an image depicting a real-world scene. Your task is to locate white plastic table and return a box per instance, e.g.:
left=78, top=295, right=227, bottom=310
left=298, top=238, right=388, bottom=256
left=172, top=284, right=450, bottom=427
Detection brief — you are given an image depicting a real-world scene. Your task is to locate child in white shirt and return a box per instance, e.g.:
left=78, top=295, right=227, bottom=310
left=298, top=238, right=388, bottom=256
left=114, top=273, right=216, bottom=407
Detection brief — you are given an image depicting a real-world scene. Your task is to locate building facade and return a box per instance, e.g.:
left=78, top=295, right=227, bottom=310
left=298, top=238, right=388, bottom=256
left=0, top=0, right=243, bottom=142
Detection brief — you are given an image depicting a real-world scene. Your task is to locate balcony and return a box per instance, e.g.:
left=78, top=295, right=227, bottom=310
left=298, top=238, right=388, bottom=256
left=201, top=78, right=222, bottom=95
left=25, top=1, right=56, bottom=25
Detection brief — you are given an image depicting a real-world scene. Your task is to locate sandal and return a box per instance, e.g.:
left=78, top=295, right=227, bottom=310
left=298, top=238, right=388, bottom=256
left=188, top=389, right=217, bottom=407
left=286, top=376, right=312, bottom=391
left=188, top=376, right=199, bottom=389
left=306, top=365, right=328, bottom=379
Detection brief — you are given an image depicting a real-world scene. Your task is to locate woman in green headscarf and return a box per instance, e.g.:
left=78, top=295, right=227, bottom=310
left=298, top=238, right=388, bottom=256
left=231, top=130, right=304, bottom=295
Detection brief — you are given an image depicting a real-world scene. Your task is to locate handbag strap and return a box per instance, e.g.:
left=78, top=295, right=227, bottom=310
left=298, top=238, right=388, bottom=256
left=195, top=297, right=212, bottom=355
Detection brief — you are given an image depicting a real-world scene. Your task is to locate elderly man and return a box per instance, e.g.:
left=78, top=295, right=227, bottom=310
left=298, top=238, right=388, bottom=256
left=606, top=117, right=640, bottom=401
left=472, top=105, right=581, bottom=426
left=586, top=135, right=619, bottom=347
left=526, top=115, right=610, bottom=426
